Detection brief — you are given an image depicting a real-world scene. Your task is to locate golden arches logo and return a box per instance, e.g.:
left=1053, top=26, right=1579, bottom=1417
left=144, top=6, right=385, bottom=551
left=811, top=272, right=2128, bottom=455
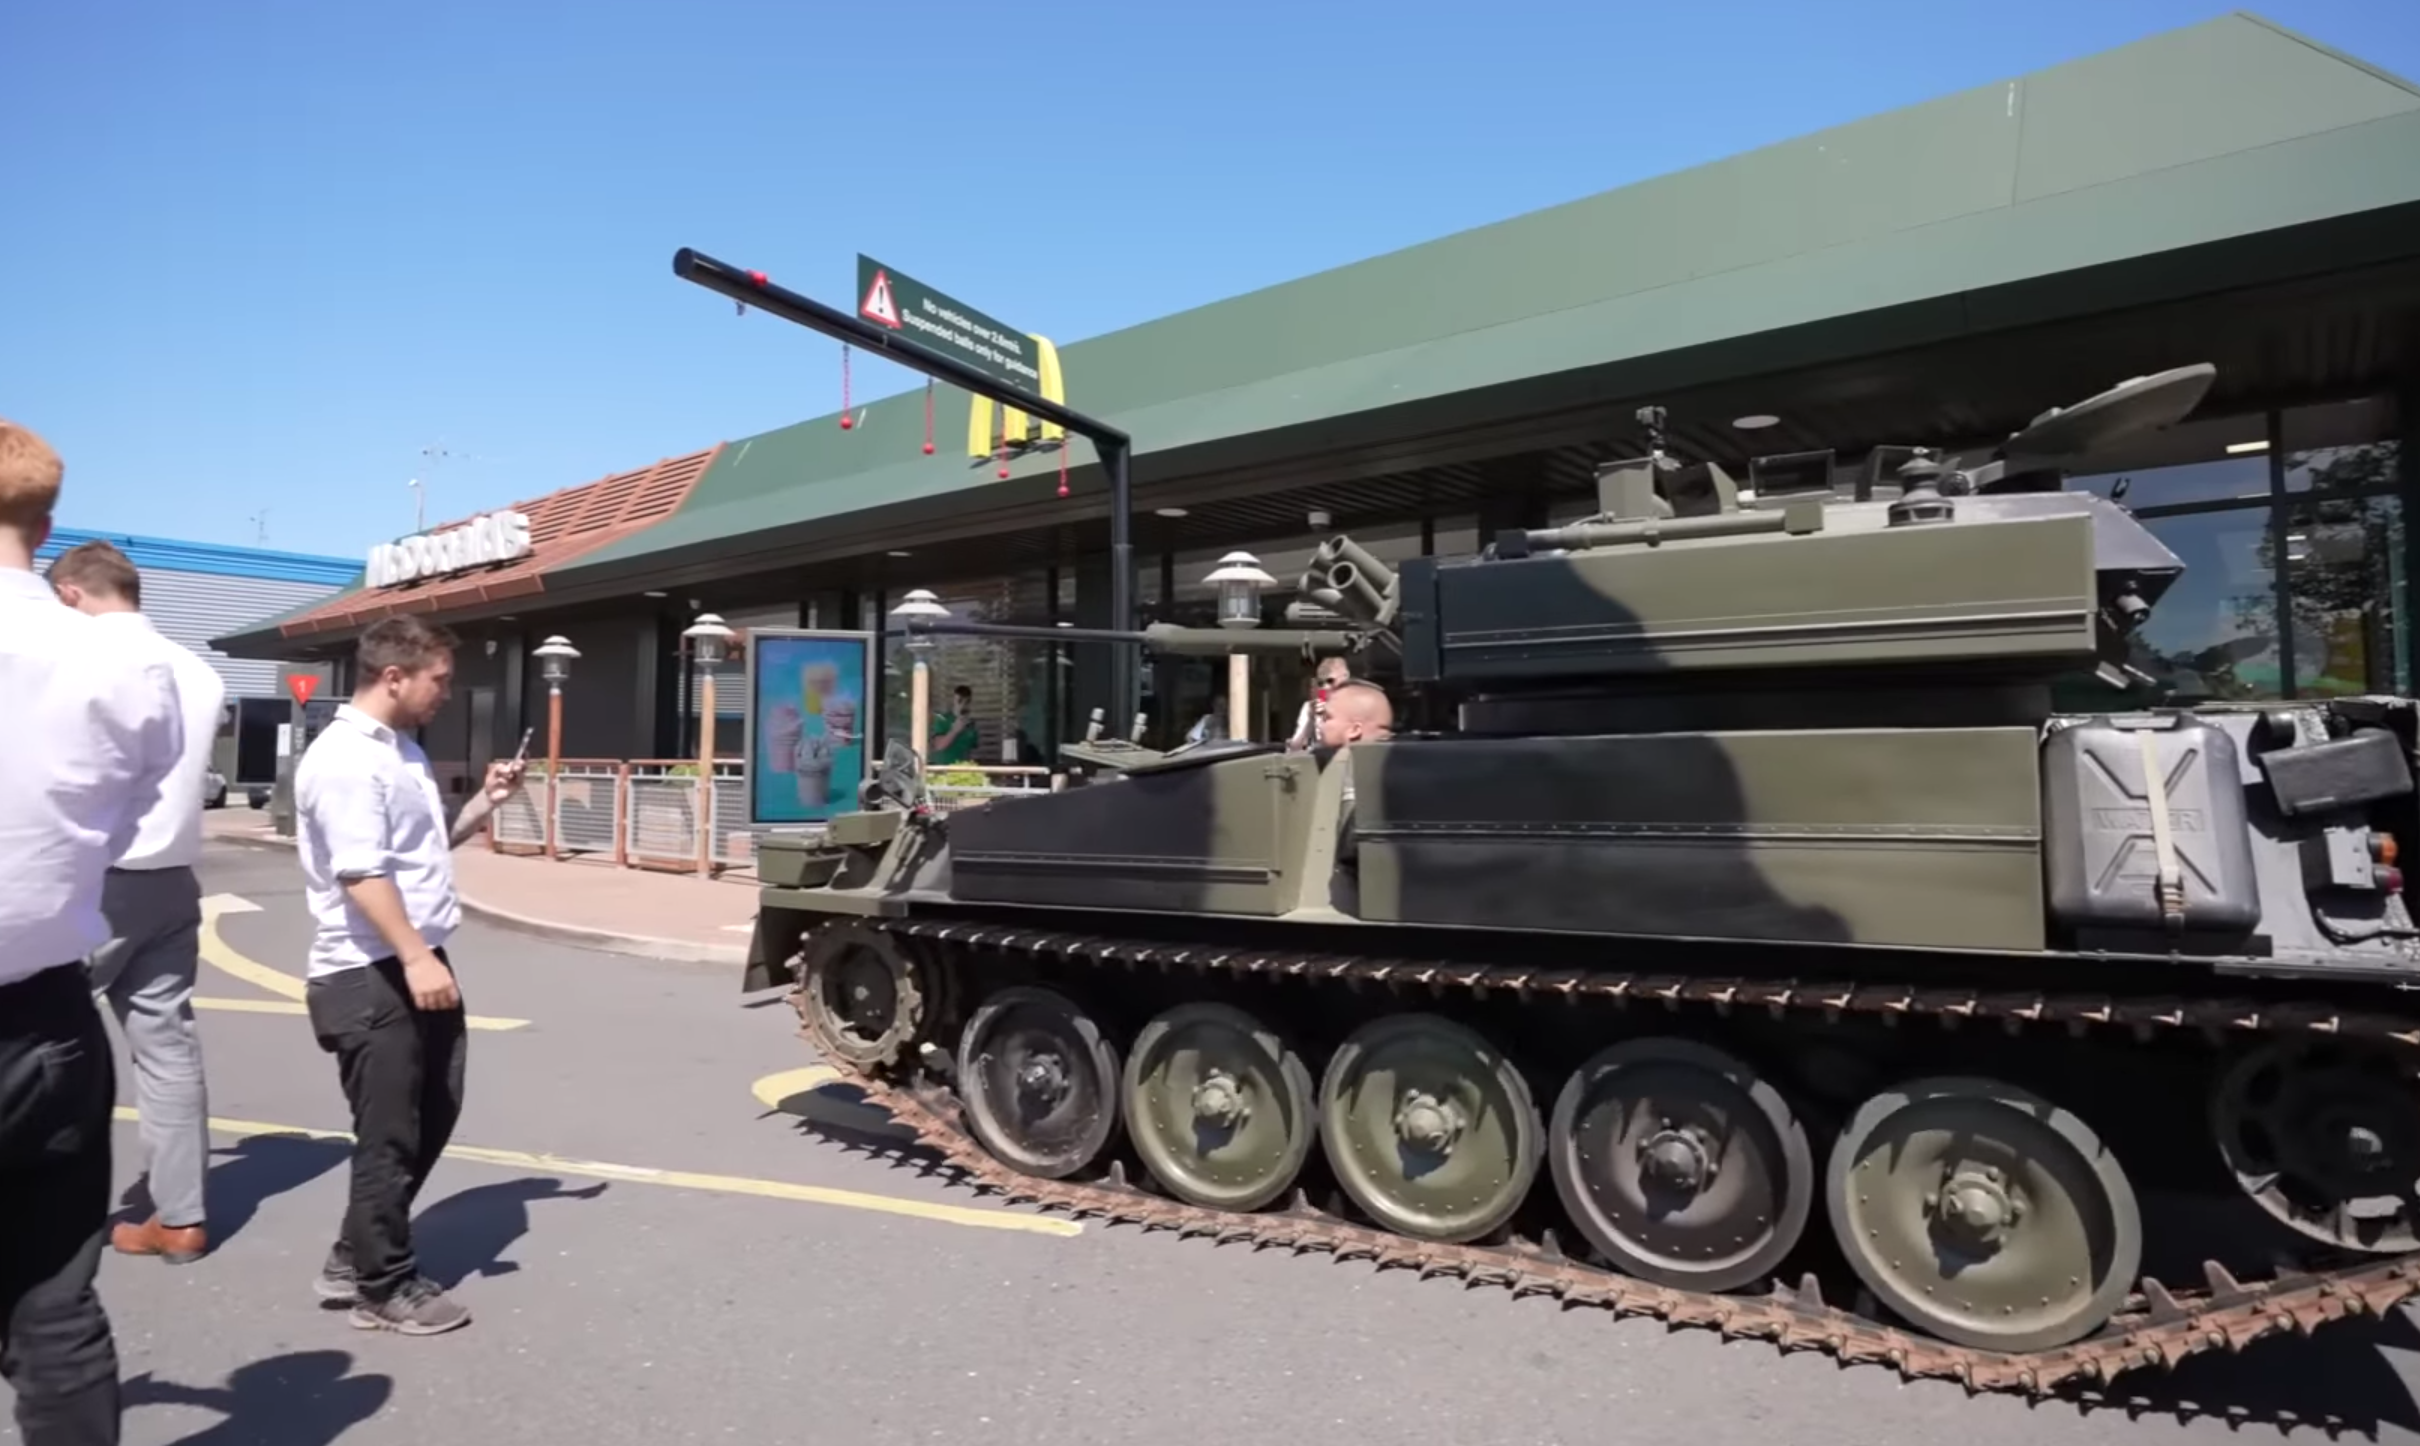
left=966, top=335, right=1066, bottom=460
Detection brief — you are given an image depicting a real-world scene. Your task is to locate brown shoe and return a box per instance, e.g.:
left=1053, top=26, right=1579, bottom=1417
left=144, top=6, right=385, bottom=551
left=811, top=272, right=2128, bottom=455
left=111, top=1215, right=207, bottom=1265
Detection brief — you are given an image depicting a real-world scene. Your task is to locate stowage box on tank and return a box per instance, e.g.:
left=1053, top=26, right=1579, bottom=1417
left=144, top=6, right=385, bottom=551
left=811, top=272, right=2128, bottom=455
left=744, top=363, right=2420, bottom=1399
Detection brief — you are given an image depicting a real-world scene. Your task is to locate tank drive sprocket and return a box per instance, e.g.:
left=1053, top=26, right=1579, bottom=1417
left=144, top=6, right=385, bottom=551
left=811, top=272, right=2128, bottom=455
left=2210, top=1036, right=2420, bottom=1255
left=791, top=921, right=944, bottom=1069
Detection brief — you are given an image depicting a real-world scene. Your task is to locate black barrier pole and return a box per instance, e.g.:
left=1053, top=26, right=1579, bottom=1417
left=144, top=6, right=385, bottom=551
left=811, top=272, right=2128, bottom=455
left=1106, top=440, right=1132, bottom=725
left=672, top=247, right=1140, bottom=723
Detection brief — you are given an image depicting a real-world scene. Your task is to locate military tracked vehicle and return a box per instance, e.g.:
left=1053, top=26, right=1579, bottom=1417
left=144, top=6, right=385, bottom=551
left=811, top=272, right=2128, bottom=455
left=745, top=362, right=2420, bottom=1394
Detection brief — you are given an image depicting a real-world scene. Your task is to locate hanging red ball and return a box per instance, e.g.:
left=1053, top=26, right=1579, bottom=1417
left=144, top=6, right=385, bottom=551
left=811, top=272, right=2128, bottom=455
left=998, top=464, right=1010, bottom=479
left=922, top=442, right=935, bottom=455
left=840, top=415, right=853, bottom=430
left=1057, top=482, right=1070, bottom=498
left=748, top=270, right=768, bottom=286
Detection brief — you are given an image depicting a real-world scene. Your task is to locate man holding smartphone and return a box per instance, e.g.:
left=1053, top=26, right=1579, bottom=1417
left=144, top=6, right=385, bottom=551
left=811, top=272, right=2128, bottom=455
left=292, top=615, right=525, bottom=1336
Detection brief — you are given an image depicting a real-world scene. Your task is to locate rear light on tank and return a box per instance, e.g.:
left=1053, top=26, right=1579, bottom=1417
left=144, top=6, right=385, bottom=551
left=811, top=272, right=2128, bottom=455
left=2373, top=833, right=2400, bottom=866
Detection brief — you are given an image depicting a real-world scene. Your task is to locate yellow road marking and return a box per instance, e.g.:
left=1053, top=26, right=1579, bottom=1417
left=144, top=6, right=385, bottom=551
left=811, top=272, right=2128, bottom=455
left=198, top=895, right=304, bottom=1000
left=749, top=1065, right=915, bottom=1140
left=192, top=998, right=308, bottom=1017
left=186, top=997, right=525, bottom=1031
left=197, top=893, right=530, bottom=1031
left=113, top=1107, right=1077, bottom=1238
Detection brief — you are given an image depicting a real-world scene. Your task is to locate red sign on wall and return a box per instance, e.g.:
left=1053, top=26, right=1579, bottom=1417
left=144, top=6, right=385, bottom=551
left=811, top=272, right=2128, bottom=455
left=286, top=674, right=319, bottom=706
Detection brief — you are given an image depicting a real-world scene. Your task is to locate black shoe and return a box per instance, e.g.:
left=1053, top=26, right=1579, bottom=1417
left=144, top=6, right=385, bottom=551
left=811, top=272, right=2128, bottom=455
left=314, top=1244, right=359, bottom=1303
left=349, top=1275, right=471, bottom=1336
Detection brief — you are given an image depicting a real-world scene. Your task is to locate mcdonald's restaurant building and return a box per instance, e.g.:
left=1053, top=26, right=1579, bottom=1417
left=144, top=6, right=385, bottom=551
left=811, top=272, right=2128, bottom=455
left=218, top=12, right=2420, bottom=808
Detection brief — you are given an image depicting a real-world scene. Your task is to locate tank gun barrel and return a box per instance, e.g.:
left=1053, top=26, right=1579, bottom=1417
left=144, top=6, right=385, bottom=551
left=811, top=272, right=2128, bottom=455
left=1503, top=501, right=1823, bottom=559
left=897, top=617, right=1381, bottom=659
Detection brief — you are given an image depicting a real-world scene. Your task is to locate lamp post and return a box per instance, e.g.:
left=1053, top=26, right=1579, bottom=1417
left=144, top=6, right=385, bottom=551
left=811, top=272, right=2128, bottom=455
left=889, top=589, right=949, bottom=764
left=532, top=635, right=579, bottom=859
left=1204, top=551, right=1274, bottom=742
left=682, top=613, right=734, bottom=876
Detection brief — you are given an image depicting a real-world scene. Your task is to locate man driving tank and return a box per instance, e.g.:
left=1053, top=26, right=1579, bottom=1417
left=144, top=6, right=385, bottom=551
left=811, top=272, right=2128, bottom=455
left=1315, top=678, right=1394, bottom=805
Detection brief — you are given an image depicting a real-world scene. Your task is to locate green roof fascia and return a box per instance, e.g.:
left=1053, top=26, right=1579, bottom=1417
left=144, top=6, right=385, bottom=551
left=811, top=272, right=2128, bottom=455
left=559, top=94, right=2420, bottom=588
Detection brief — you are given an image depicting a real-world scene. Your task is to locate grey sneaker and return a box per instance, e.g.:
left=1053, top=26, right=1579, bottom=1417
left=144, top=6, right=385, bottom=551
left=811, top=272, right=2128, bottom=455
left=314, top=1245, right=359, bottom=1303
left=348, top=1276, right=470, bottom=1336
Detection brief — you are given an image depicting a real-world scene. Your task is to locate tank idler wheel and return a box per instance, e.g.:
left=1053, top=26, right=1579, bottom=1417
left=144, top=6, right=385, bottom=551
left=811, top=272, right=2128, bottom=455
left=1547, top=1037, right=1813, bottom=1293
left=796, top=923, right=932, bottom=1069
left=1318, top=1012, right=1542, bottom=1244
left=1123, top=1002, right=1317, bottom=1213
left=2211, top=1037, right=2420, bottom=1254
left=1826, top=1076, right=2141, bottom=1353
left=955, top=985, right=1121, bottom=1181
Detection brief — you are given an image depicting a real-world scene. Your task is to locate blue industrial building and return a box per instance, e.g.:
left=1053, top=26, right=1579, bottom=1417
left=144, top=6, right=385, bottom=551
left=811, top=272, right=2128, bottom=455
left=36, top=527, right=361, bottom=789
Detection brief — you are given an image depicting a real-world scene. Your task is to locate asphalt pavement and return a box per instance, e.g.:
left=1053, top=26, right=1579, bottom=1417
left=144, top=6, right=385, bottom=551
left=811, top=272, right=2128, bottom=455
left=6, top=839, right=2419, bottom=1445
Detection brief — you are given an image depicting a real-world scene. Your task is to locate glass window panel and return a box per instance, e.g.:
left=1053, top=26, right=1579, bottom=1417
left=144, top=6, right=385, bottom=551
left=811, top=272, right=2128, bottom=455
left=2285, top=494, right=2407, bottom=697
left=2069, top=456, right=2272, bottom=508
left=878, top=574, right=1056, bottom=765
left=2066, top=409, right=2272, bottom=508
left=2128, top=508, right=2284, bottom=702
left=2282, top=395, right=2402, bottom=497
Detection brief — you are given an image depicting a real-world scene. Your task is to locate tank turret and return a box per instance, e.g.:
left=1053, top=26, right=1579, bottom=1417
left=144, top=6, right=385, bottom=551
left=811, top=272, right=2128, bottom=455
left=1291, top=365, right=2216, bottom=736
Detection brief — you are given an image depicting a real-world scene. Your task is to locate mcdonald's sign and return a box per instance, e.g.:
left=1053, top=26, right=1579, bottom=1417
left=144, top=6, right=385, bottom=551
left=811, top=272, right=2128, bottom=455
left=966, top=336, right=1065, bottom=460
left=849, top=255, right=1071, bottom=463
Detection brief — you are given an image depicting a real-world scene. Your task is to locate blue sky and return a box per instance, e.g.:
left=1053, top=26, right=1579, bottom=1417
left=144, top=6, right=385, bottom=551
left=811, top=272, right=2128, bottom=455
left=4, top=0, right=2414, bottom=561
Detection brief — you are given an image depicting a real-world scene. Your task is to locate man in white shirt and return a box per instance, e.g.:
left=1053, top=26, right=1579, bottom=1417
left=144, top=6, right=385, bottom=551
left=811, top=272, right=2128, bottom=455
left=294, top=613, right=524, bottom=1337
left=0, top=420, right=184, bottom=1446
left=49, top=539, right=228, bottom=1267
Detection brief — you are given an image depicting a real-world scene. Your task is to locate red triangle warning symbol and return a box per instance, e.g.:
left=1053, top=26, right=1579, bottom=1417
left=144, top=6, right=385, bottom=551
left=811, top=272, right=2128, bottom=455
left=860, top=270, right=902, bottom=329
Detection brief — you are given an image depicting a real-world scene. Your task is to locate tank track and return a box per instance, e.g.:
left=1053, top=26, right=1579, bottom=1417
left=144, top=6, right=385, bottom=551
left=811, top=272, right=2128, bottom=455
left=797, top=915, right=2420, bottom=1397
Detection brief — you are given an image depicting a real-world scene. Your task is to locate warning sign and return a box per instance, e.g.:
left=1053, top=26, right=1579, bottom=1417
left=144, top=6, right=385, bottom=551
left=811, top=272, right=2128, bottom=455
left=859, top=269, right=901, bottom=330
left=853, top=254, right=1042, bottom=392
left=286, top=673, right=319, bottom=706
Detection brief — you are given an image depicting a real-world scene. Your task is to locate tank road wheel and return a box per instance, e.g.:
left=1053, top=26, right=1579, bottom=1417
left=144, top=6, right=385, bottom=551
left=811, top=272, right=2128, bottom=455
left=955, top=986, right=1121, bottom=1180
left=2211, top=1038, right=2420, bottom=1254
left=796, top=923, right=931, bottom=1069
left=1122, top=1002, right=1317, bottom=1213
left=1546, top=1037, right=1813, bottom=1292
left=1826, top=1077, right=2141, bottom=1353
left=1318, top=1013, right=1542, bottom=1244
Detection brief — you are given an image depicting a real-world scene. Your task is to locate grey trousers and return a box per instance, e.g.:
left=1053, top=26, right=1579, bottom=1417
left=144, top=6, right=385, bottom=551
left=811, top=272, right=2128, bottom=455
left=86, top=865, right=209, bottom=1230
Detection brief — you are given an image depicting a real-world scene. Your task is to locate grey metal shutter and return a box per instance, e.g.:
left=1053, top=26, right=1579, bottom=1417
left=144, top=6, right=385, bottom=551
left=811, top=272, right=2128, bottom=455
left=52, top=566, right=343, bottom=700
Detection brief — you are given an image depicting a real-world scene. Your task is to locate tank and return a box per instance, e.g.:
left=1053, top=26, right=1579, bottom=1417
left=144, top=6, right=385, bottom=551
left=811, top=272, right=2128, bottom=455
left=744, top=362, right=2420, bottom=1395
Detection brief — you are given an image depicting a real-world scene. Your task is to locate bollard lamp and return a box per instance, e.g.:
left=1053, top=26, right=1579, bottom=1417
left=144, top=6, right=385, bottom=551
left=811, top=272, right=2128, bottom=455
left=533, top=634, right=580, bottom=686
left=1205, top=551, right=1275, bottom=630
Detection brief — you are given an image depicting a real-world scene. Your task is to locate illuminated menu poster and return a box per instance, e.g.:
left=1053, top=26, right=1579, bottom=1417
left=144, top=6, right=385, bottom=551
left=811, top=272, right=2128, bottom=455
left=746, top=630, right=876, bottom=827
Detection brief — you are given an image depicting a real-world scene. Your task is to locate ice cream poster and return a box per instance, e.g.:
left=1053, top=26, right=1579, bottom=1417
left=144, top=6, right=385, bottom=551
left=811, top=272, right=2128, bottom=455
left=746, top=630, right=875, bottom=827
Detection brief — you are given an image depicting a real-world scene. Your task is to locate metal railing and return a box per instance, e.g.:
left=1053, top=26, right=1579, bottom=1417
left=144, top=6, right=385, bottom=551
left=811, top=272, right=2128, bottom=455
left=926, top=764, right=1054, bottom=812
left=488, top=757, right=1057, bottom=878
left=489, top=760, right=627, bottom=864
left=624, top=760, right=708, bottom=873
left=554, top=762, right=625, bottom=860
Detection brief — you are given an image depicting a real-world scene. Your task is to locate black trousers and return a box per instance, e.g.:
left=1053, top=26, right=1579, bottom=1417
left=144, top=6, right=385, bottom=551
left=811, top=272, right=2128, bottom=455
left=0, top=961, right=120, bottom=1446
left=305, top=952, right=468, bottom=1304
